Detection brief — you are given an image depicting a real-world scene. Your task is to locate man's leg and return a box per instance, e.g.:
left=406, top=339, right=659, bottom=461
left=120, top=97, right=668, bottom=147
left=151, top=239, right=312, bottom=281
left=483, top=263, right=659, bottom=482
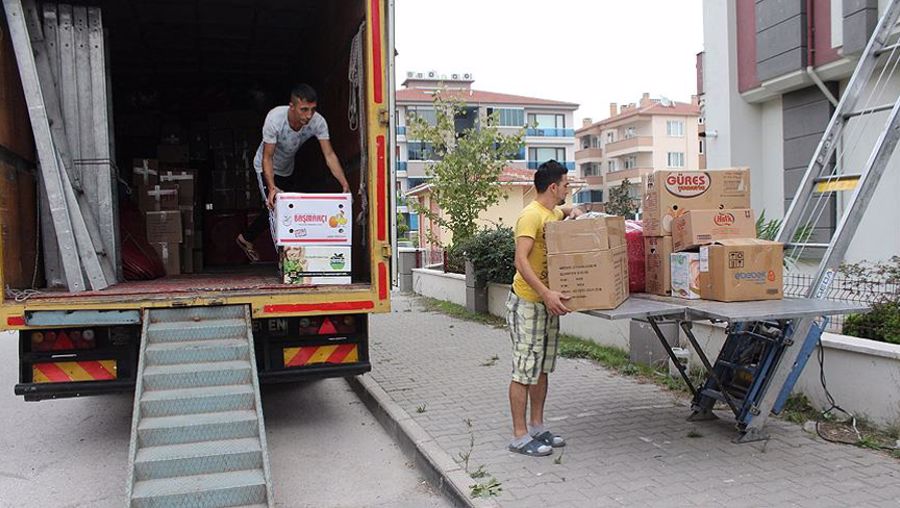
left=528, top=313, right=565, bottom=448
left=509, top=381, right=529, bottom=439
left=528, top=373, right=549, bottom=429
left=239, top=173, right=289, bottom=247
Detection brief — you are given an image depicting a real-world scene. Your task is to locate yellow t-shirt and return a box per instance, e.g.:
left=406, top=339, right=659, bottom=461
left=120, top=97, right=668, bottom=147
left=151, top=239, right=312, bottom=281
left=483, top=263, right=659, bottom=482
left=511, top=200, right=564, bottom=302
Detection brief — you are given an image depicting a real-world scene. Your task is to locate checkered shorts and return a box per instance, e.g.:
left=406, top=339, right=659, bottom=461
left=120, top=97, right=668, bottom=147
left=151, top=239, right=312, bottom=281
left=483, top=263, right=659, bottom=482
left=506, top=291, right=560, bottom=385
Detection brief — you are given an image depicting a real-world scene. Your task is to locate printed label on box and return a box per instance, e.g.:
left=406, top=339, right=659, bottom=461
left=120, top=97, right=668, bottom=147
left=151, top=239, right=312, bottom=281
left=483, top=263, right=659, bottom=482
left=275, top=193, right=352, bottom=246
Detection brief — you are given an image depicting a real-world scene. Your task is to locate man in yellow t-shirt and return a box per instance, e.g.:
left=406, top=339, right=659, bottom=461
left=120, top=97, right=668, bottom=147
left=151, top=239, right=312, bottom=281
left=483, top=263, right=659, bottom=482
left=506, top=160, right=582, bottom=457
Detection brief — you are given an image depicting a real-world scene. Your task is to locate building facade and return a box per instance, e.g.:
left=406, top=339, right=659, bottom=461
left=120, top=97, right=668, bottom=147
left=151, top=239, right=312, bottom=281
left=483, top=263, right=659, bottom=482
left=700, top=0, right=899, bottom=263
left=574, top=93, right=703, bottom=212
left=395, top=72, right=578, bottom=243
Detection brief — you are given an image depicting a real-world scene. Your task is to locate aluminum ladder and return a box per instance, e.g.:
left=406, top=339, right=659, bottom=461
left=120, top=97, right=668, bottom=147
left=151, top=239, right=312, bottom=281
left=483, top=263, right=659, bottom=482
left=694, top=0, right=900, bottom=442
left=125, top=306, right=274, bottom=507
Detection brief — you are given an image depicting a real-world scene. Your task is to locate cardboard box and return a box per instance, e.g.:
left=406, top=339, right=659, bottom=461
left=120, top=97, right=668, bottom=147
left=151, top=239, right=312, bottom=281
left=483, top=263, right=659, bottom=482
left=644, top=236, right=673, bottom=296
left=152, top=242, right=181, bottom=276
left=671, top=252, right=701, bottom=300
left=545, top=216, right=626, bottom=255
left=180, top=206, right=198, bottom=248
left=132, top=158, right=159, bottom=187
left=547, top=246, right=629, bottom=311
left=146, top=210, right=183, bottom=244
left=642, top=168, right=751, bottom=236
left=280, top=246, right=352, bottom=285
left=699, top=239, right=784, bottom=302
left=275, top=193, right=352, bottom=246
left=139, top=184, right=179, bottom=212
left=160, top=170, right=195, bottom=207
left=545, top=216, right=629, bottom=311
left=672, top=209, right=757, bottom=252
left=157, top=144, right=190, bottom=164
left=180, top=243, right=194, bottom=274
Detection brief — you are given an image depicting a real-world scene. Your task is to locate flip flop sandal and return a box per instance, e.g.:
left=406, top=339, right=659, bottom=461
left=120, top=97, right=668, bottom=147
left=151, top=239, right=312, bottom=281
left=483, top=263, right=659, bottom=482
left=235, top=237, right=260, bottom=262
left=533, top=431, right=566, bottom=448
left=508, top=438, right=553, bottom=457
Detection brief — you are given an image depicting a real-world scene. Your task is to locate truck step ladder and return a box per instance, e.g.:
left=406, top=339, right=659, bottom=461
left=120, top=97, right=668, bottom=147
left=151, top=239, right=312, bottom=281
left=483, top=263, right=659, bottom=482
left=126, top=306, right=273, bottom=507
left=690, top=0, right=900, bottom=442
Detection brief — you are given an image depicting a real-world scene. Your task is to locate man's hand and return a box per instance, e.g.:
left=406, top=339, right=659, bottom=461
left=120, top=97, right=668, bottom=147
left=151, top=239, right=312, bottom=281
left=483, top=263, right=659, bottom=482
left=541, top=290, right=571, bottom=316
left=341, top=182, right=350, bottom=193
left=267, top=186, right=283, bottom=210
left=570, top=206, right=585, bottom=219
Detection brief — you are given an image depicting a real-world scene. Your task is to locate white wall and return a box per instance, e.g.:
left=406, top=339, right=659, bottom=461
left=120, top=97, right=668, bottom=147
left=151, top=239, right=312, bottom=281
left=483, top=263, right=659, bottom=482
left=757, top=98, right=785, bottom=216
left=411, top=269, right=465, bottom=306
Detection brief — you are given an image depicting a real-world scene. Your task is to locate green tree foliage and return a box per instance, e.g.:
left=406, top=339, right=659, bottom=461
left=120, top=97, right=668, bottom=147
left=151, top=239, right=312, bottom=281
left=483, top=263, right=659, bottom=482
left=408, top=93, right=524, bottom=246
left=605, top=178, right=638, bottom=217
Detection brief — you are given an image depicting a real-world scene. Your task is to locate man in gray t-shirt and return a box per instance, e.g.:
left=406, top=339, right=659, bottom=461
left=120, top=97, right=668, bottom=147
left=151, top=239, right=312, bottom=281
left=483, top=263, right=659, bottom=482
left=237, top=84, right=350, bottom=260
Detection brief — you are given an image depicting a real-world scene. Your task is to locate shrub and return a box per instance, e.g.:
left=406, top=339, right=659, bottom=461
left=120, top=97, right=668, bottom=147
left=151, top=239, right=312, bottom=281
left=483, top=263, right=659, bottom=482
left=463, top=225, right=516, bottom=284
left=839, top=257, right=900, bottom=344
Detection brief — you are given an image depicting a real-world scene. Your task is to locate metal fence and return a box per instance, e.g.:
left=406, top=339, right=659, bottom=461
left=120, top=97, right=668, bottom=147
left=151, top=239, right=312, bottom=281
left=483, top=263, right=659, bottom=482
left=783, top=271, right=899, bottom=334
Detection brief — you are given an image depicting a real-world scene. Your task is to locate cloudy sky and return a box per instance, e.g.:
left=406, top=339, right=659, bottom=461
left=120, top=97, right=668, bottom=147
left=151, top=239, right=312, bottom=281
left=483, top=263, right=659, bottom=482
left=394, top=0, right=704, bottom=124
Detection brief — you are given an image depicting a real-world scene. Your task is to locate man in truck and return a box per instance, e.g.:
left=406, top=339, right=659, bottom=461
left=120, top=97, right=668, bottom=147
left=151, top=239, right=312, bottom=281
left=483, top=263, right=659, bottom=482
left=506, top=160, right=582, bottom=457
left=236, top=83, right=351, bottom=261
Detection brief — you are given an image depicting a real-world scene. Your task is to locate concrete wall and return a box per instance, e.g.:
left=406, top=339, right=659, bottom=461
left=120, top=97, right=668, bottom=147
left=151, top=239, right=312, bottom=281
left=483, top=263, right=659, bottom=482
left=756, top=0, right=807, bottom=81
left=411, top=268, right=465, bottom=306
left=842, top=0, right=879, bottom=55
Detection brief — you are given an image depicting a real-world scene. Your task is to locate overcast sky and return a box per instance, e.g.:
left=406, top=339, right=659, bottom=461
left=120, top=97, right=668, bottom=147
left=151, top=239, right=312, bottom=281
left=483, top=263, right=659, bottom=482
left=394, top=0, right=704, bottom=125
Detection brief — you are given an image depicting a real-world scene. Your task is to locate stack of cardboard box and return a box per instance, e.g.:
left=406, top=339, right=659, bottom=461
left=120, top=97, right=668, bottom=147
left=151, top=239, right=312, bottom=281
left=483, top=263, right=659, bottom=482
left=208, top=111, right=264, bottom=212
left=641, top=168, right=783, bottom=302
left=274, top=193, right=353, bottom=285
left=545, top=216, right=630, bottom=311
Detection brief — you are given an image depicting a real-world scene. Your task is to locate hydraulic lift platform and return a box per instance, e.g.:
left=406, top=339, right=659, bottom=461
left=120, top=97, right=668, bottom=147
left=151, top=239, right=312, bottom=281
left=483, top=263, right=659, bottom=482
left=584, top=295, right=869, bottom=443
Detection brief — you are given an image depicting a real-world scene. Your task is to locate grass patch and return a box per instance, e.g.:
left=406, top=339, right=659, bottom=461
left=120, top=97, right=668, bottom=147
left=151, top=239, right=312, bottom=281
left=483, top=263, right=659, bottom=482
left=781, top=394, right=819, bottom=425
left=415, top=404, right=427, bottom=413
left=419, top=297, right=506, bottom=327
left=470, top=478, right=502, bottom=498
left=687, top=430, right=703, bottom=438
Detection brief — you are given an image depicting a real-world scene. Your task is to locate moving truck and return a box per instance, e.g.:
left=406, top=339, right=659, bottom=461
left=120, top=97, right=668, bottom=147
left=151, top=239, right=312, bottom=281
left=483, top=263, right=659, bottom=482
left=0, top=0, right=394, bottom=400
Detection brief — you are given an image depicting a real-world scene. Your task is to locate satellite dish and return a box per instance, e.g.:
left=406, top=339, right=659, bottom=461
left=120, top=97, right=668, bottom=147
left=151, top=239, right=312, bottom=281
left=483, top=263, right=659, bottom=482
left=659, top=96, right=673, bottom=107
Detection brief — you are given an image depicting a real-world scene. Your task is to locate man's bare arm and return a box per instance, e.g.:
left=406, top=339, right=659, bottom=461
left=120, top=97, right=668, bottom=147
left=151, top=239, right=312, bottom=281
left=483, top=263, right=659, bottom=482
left=262, top=143, right=279, bottom=209
left=514, top=236, right=570, bottom=315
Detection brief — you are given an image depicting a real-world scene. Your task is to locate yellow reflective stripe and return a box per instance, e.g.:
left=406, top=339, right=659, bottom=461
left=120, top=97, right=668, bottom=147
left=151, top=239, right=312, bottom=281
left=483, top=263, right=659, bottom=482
left=344, top=348, right=359, bottom=363
left=59, top=362, right=93, bottom=381
left=307, top=345, right=338, bottom=364
left=283, top=347, right=300, bottom=366
left=815, top=178, right=859, bottom=193
left=32, top=367, right=51, bottom=383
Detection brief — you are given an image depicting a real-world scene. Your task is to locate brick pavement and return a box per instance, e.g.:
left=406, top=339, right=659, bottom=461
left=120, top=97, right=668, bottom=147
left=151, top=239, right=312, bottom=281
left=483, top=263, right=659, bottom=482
left=366, top=294, right=900, bottom=507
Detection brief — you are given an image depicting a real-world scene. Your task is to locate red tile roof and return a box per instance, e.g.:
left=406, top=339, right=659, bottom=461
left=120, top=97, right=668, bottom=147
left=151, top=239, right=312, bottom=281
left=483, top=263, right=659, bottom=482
left=577, top=100, right=700, bottom=134
left=407, top=167, right=584, bottom=196
left=396, top=87, right=578, bottom=108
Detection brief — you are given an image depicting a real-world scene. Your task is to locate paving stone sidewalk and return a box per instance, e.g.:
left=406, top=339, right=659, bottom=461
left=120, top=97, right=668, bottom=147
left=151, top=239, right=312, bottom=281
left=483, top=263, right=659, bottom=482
left=366, top=294, right=900, bottom=507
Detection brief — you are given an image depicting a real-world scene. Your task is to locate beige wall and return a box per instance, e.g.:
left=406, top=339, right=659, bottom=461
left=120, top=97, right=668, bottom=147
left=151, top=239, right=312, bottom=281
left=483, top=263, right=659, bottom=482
left=649, top=115, right=701, bottom=170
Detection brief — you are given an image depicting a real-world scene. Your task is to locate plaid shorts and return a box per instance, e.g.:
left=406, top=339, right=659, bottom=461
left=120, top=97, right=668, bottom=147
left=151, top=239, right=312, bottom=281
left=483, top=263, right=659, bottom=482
left=506, top=291, right=560, bottom=385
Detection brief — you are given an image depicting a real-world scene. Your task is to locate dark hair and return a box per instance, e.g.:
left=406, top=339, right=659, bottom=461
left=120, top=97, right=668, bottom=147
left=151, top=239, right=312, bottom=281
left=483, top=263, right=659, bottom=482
left=290, top=84, right=318, bottom=103
left=534, top=160, right=567, bottom=192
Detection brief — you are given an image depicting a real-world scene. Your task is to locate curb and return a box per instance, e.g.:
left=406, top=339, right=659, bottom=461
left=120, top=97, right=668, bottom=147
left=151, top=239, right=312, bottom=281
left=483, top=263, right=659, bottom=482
left=346, top=374, right=501, bottom=508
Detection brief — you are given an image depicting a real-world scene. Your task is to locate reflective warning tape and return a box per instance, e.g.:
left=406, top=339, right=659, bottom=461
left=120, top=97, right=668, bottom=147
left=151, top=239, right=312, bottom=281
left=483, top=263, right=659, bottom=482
left=32, top=360, right=117, bottom=383
left=283, top=345, right=358, bottom=367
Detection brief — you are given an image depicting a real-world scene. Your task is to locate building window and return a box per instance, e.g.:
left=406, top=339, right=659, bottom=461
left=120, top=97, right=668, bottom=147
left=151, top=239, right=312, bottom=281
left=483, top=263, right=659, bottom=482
left=624, top=127, right=636, bottom=139
left=581, top=163, right=602, bottom=177
left=608, top=159, right=618, bottom=172
left=528, top=113, right=565, bottom=129
left=624, top=156, right=636, bottom=170
left=487, top=107, right=525, bottom=127
left=667, top=120, right=685, bottom=137
left=606, top=131, right=616, bottom=143
left=408, top=142, right=436, bottom=161
left=699, top=139, right=705, bottom=155
left=667, top=152, right=685, bottom=168
left=406, top=106, right=437, bottom=128
left=580, top=136, right=591, bottom=149
left=529, top=147, right=566, bottom=162
left=591, top=136, right=601, bottom=148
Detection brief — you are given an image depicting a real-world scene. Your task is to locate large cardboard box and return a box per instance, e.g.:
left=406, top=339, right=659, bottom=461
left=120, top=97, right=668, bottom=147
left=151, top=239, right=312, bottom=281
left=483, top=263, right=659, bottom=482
left=280, top=246, right=352, bottom=285
left=146, top=210, right=183, bottom=244
left=139, top=183, right=179, bottom=212
left=699, top=239, right=784, bottom=302
left=545, top=216, right=629, bottom=311
left=643, top=168, right=751, bottom=236
left=152, top=242, right=181, bottom=276
left=671, top=252, right=701, bottom=300
left=644, top=236, right=673, bottom=296
left=672, top=209, right=756, bottom=252
left=274, top=193, right=352, bottom=246
left=160, top=170, right=195, bottom=207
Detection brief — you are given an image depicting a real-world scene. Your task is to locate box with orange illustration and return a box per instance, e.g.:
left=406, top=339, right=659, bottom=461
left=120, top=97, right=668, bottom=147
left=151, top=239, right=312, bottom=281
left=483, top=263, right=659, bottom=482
left=642, top=168, right=751, bottom=237
left=274, top=193, right=352, bottom=246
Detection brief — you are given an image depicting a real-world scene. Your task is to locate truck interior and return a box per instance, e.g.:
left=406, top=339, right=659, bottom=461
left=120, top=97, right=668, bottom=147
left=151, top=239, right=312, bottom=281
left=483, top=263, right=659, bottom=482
left=2, top=0, right=373, bottom=302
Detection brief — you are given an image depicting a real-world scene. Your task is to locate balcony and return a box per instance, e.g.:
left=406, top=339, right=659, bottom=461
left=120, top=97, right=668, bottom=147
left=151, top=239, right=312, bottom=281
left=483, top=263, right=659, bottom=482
left=575, top=147, right=603, bottom=160
left=396, top=161, right=408, bottom=177
left=526, top=128, right=575, bottom=138
left=605, top=167, right=653, bottom=184
left=396, top=126, right=407, bottom=137
left=605, top=136, right=654, bottom=157
left=527, top=161, right=575, bottom=171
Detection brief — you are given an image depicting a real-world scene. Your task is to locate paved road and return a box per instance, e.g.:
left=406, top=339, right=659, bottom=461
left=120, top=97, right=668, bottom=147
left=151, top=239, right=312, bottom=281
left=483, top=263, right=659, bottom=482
left=0, top=331, right=449, bottom=508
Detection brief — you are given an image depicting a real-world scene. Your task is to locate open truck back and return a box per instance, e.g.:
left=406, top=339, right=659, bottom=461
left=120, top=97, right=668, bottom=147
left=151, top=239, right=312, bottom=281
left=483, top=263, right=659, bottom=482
left=0, top=0, right=394, bottom=401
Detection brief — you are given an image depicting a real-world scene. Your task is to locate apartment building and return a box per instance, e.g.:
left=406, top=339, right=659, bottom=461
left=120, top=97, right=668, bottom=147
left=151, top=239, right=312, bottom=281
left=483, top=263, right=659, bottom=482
left=574, top=93, right=703, bottom=211
left=395, top=72, right=578, bottom=241
left=700, top=0, right=899, bottom=263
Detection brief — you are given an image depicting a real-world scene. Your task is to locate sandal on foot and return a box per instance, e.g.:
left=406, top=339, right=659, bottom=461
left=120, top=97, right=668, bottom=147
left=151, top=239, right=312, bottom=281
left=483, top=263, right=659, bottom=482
left=235, top=236, right=260, bottom=262
left=508, top=438, right=552, bottom=457
left=533, top=430, right=566, bottom=448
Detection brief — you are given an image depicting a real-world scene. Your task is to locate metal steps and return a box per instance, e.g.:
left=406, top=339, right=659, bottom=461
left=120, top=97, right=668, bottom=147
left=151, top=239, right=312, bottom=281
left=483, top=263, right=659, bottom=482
left=126, top=305, right=273, bottom=507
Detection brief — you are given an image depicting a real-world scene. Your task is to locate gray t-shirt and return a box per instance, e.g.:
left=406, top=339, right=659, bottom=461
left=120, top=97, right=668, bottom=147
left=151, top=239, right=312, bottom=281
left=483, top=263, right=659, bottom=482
left=253, top=106, right=330, bottom=177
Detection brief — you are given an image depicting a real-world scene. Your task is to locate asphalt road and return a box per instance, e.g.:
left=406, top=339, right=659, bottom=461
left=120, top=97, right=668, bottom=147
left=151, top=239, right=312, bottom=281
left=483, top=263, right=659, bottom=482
left=0, top=331, right=449, bottom=508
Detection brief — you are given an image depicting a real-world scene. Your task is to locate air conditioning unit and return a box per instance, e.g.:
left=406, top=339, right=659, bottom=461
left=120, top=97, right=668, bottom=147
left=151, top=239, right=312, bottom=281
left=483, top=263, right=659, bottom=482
left=463, top=73, right=472, bottom=80
left=415, top=72, right=424, bottom=78
left=428, top=71, right=436, bottom=78
left=451, top=73, right=459, bottom=80
left=407, top=71, right=414, bottom=78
